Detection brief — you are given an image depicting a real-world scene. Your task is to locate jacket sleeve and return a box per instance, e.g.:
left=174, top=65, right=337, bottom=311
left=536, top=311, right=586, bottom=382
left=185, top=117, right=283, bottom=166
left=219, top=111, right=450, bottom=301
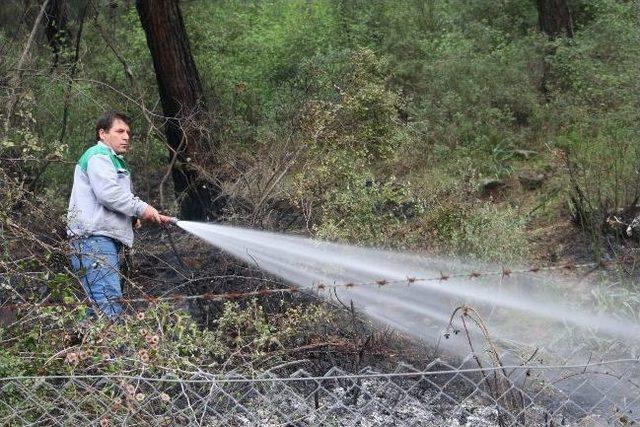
left=86, top=155, right=148, bottom=217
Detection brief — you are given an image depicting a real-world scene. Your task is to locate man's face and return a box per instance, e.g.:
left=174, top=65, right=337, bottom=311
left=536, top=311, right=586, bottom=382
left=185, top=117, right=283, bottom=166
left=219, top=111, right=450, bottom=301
left=99, top=119, right=131, bottom=155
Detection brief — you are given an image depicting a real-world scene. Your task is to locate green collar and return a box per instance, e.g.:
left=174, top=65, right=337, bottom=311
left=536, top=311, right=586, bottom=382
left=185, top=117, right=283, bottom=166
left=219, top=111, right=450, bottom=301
left=78, top=142, right=130, bottom=173
left=97, top=141, right=125, bottom=160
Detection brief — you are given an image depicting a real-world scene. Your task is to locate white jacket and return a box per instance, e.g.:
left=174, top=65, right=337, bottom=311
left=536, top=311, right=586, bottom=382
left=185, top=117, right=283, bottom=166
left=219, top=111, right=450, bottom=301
left=67, top=141, right=148, bottom=247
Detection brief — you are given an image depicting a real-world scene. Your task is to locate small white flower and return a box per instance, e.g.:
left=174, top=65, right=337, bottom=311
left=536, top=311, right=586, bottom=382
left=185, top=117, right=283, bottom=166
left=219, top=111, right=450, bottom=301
left=65, top=352, right=79, bottom=365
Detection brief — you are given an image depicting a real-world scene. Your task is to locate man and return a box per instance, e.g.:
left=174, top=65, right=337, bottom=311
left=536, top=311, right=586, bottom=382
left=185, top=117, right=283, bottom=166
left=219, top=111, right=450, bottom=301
left=67, top=111, right=172, bottom=319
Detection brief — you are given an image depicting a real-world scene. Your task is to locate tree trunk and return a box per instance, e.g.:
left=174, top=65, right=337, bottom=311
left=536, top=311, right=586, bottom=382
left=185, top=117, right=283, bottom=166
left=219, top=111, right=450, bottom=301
left=44, top=0, right=70, bottom=69
left=536, top=0, right=573, bottom=101
left=136, top=0, right=222, bottom=220
left=536, top=0, right=574, bottom=38
left=4, top=0, right=50, bottom=133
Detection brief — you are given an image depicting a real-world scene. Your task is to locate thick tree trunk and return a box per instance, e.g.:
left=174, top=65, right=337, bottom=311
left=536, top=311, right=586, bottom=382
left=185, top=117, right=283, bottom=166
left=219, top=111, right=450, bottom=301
left=136, top=0, right=221, bottom=220
left=536, top=0, right=574, bottom=38
left=536, top=0, right=573, bottom=100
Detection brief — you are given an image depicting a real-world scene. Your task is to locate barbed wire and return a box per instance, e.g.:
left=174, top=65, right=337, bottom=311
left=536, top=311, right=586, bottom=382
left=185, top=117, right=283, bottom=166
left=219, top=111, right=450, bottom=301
left=315, top=259, right=607, bottom=289
left=2, top=357, right=638, bottom=383
left=1, top=259, right=611, bottom=311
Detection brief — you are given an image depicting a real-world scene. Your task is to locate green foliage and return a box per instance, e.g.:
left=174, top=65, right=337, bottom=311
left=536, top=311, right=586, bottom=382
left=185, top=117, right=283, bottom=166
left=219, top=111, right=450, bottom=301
left=179, top=0, right=638, bottom=261
left=424, top=198, right=528, bottom=262
left=1, top=97, right=69, bottom=182
left=313, top=177, right=424, bottom=245
left=289, top=48, right=419, bottom=245
left=2, top=2, right=640, bottom=406
left=185, top=1, right=339, bottom=123
left=549, top=3, right=639, bottom=110
left=0, top=300, right=333, bottom=376
left=559, top=125, right=640, bottom=231
left=545, top=1, right=640, bottom=234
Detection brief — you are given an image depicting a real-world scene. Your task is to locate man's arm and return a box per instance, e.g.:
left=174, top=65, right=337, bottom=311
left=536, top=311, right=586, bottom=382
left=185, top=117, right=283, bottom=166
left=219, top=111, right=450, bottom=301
left=86, top=155, right=148, bottom=217
left=87, top=155, right=173, bottom=225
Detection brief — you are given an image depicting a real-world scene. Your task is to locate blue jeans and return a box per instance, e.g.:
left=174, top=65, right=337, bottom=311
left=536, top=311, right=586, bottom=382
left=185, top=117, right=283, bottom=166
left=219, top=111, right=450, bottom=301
left=70, top=236, right=123, bottom=319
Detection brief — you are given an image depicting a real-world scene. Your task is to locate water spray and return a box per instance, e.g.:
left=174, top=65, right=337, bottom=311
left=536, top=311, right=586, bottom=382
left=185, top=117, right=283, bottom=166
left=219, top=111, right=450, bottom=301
left=173, top=222, right=640, bottom=343
left=169, top=220, right=640, bottom=419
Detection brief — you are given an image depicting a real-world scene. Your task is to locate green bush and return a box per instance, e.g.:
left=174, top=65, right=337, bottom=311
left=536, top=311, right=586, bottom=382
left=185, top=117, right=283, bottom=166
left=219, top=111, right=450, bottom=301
left=288, top=48, right=419, bottom=245
left=546, top=1, right=640, bottom=235
left=0, top=300, right=333, bottom=376
left=424, top=199, right=528, bottom=262
left=312, top=176, right=423, bottom=245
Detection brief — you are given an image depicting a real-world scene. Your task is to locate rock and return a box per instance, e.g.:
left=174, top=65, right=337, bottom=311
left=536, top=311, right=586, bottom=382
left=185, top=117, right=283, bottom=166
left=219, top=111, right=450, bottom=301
left=512, top=149, right=538, bottom=160
left=626, top=215, right=640, bottom=238
left=518, top=170, right=545, bottom=190
left=479, top=178, right=507, bottom=196
left=604, top=204, right=640, bottom=239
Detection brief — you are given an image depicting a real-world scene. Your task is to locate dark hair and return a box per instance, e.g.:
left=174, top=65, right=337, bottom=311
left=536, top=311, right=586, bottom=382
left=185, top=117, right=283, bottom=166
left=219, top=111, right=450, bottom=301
left=95, top=111, right=132, bottom=141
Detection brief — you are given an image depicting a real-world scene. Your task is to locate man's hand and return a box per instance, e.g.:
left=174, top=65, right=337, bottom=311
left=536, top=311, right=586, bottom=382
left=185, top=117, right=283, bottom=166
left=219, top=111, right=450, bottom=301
left=141, top=205, right=162, bottom=224
left=158, top=214, right=174, bottom=225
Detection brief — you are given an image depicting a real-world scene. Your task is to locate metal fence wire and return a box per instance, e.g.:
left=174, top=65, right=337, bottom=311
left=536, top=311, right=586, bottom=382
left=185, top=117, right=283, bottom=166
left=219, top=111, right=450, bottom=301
left=1, top=357, right=638, bottom=426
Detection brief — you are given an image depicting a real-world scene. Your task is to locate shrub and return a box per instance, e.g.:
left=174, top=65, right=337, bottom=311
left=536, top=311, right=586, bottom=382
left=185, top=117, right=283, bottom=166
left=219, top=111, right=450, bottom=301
left=288, top=48, right=419, bottom=244
left=0, top=300, right=333, bottom=376
left=547, top=1, right=640, bottom=239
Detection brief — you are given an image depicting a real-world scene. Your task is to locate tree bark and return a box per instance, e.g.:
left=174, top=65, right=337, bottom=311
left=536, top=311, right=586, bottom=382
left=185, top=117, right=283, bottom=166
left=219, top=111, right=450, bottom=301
left=136, top=0, right=222, bottom=220
left=44, top=0, right=70, bottom=69
left=536, top=0, right=574, bottom=38
left=535, top=0, right=573, bottom=100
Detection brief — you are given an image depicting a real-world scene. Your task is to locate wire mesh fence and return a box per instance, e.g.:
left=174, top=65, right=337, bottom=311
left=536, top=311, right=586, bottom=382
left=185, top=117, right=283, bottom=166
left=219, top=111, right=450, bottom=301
left=2, top=357, right=638, bottom=426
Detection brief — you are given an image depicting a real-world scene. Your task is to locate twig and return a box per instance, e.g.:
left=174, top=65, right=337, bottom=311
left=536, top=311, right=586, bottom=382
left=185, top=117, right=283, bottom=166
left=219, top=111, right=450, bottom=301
left=4, top=0, right=50, bottom=132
